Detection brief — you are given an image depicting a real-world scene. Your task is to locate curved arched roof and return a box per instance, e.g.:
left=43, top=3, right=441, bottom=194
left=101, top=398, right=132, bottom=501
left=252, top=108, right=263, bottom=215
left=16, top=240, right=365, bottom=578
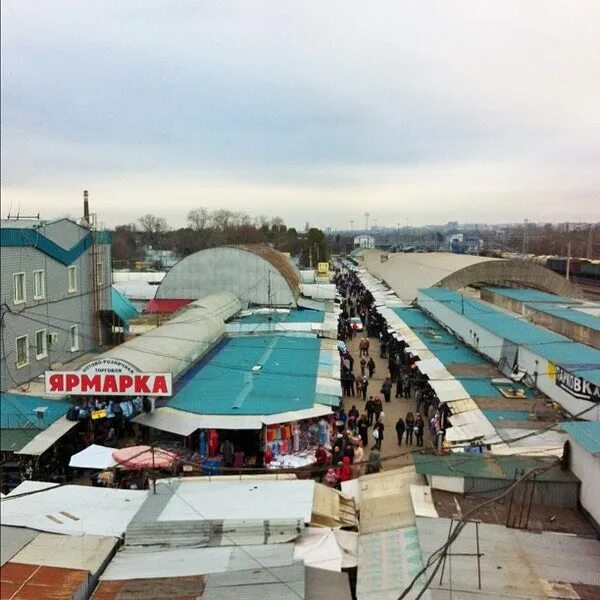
left=156, top=245, right=301, bottom=307
left=357, top=250, right=584, bottom=302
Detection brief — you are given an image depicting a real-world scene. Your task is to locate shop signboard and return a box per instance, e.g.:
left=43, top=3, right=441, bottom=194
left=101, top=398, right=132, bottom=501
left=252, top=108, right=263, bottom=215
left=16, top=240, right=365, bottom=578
left=45, top=358, right=172, bottom=396
left=317, top=262, right=329, bottom=276
left=555, top=365, right=600, bottom=402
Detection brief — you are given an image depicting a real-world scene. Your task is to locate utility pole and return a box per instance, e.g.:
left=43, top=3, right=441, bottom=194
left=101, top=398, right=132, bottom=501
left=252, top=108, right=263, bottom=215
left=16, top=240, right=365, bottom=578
left=522, top=219, right=528, bottom=255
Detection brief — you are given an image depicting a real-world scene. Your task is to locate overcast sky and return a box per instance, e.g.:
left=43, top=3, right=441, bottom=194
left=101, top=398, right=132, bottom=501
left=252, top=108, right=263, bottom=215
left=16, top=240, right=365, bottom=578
left=2, top=1, right=599, bottom=229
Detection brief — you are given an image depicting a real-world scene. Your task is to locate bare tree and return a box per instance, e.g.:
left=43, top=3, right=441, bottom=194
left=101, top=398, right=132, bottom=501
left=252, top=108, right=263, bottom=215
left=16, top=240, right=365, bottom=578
left=187, top=207, right=210, bottom=232
left=137, top=214, right=169, bottom=248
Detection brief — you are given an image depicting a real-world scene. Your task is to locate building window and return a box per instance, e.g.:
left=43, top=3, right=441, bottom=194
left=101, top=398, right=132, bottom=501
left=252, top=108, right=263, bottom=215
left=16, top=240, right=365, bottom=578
left=16, top=335, right=29, bottom=367
left=67, top=266, right=77, bottom=292
left=97, top=261, right=104, bottom=285
left=35, top=329, right=48, bottom=359
left=13, top=272, right=26, bottom=304
left=33, top=270, right=46, bottom=300
left=70, top=325, right=79, bottom=352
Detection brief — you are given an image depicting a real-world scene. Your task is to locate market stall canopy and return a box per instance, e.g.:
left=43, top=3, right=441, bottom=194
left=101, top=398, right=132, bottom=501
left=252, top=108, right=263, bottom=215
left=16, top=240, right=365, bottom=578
left=69, top=445, right=117, bottom=470
left=113, top=446, right=177, bottom=470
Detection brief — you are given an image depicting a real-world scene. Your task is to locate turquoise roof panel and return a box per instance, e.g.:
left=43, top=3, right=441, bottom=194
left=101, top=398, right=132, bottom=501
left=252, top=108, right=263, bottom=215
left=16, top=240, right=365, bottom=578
left=419, top=288, right=600, bottom=386
left=528, top=303, right=600, bottom=333
left=170, top=335, right=321, bottom=415
left=111, top=286, right=139, bottom=322
left=483, top=410, right=531, bottom=422
left=0, top=394, right=71, bottom=430
left=561, top=421, right=600, bottom=454
left=485, top=287, right=584, bottom=305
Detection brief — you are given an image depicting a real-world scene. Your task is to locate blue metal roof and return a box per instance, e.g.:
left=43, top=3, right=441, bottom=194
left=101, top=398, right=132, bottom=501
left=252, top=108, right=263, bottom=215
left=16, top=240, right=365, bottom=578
left=528, top=303, right=600, bottom=333
left=393, top=307, right=487, bottom=366
left=485, top=287, right=584, bottom=305
left=561, top=421, right=600, bottom=454
left=111, top=286, right=139, bottom=323
left=169, top=335, right=321, bottom=415
left=0, top=394, right=71, bottom=430
left=419, top=288, right=600, bottom=386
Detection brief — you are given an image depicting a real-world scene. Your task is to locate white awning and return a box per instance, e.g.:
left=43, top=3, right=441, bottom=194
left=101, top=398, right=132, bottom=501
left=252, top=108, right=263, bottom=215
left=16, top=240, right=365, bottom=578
left=429, top=379, right=470, bottom=402
left=133, top=407, right=263, bottom=435
left=134, top=403, right=333, bottom=434
left=69, top=444, right=117, bottom=470
left=15, top=417, right=79, bottom=457
left=261, top=404, right=332, bottom=426
left=414, top=357, right=446, bottom=378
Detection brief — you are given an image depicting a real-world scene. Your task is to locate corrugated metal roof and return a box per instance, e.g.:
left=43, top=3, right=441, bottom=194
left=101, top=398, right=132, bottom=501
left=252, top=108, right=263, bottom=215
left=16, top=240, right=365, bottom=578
left=0, top=527, right=39, bottom=567
left=0, top=394, right=71, bottom=430
left=561, top=421, right=600, bottom=455
left=170, top=336, right=320, bottom=415
left=156, top=479, right=315, bottom=524
left=416, top=517, right=600, bottom=597
left=203, top=561, right=305, bottom=599
left=486, top=287, right=584, bottom=305
left=101, top=543, right=295, bottom=581
left=412, top=453, right=577, bottom=482
left=305, top=567, right=352, bottom=600
left=419, top=288, right=600, bottom=386
left=15, top=416, right=79, bottom=456
left=0, top=562, right=90, bottom=599
left=10, top=533, right=118, bottom=576
left=1, top=483, right=147, bottom=537
left=92, top=575, right=206, bottom=599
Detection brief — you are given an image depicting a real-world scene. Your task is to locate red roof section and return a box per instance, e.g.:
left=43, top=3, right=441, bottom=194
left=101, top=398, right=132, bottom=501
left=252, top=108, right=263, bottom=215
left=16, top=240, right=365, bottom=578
left=0, top=562, right=88, bottom=599
left=145, top=298, right=192, bottom=313
left=91, top=576, right=206, bottom=599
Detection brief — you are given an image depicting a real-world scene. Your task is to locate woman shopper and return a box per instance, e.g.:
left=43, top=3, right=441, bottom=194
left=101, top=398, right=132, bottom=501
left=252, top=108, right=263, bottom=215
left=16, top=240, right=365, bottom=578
left=405, top=412, right=415, bottom=445
left=415, top=414, right=425, bottom=446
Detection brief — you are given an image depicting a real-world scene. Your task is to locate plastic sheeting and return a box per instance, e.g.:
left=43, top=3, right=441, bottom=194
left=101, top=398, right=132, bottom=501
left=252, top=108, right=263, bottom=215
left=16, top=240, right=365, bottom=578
left=69, top=444, right=117, bottom=470
left=98, top=292, right=241, bottom=381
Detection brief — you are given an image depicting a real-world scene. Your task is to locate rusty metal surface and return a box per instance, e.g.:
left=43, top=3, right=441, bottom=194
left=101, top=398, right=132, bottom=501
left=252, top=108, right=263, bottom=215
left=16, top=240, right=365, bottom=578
left=91, top=576, right=206, bottom=599
left=0, top=562, right=88, bottom=599
left=232, top=244, right=301, bottom=295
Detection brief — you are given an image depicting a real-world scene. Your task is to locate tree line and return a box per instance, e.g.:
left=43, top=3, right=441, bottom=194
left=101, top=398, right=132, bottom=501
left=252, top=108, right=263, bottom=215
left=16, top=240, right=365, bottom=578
left=111, top=208, right=329, bottom=269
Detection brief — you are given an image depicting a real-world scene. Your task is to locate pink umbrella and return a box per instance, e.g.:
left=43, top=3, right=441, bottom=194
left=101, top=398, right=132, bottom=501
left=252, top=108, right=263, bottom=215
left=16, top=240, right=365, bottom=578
left=112, top=445, right=177, bottom=470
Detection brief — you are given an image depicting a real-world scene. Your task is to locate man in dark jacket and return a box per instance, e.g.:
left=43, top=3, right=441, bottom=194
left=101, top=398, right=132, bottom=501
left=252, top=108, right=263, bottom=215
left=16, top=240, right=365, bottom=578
left=395, top=417, right=406, bottom=446
left=381, top=377, right=392, bottom=403
left=365, top=397, right=375, bottom=426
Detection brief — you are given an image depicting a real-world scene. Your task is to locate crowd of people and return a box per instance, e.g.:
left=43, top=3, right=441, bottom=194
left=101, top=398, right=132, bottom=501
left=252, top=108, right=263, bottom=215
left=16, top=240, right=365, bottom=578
left=321, top=263, right=450, bottom=489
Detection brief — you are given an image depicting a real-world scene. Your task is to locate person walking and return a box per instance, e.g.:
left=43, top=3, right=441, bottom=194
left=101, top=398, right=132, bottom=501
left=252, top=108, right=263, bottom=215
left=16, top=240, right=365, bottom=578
left=395, top=376, right=404, bottom=399
left=381, top=377, right=392, bottom=403
left=365, top=397, right=375, bottom=427
left=367, top=357, right=376, bottom=378
left=358, top=414, right=369, bottom=448
left=415, top=414, right=425, bottom=446
left=404, top=375, right=412, bottom=399
left=348, top=372, right=356, bottom=397
left=395, top=417, right=406, bottom=446
left=366, top=447, right=382, bottom=474
left=373, top=396, right=383, bottom=424
left=374, top=419, right=384, bottom=451
left=353, top=441, right=364, bottom=478
left=359, top=356, right=367, bottom=377
left=360, top=375, right=369, bottom=401
left=405, top=412, right=415, bottom=445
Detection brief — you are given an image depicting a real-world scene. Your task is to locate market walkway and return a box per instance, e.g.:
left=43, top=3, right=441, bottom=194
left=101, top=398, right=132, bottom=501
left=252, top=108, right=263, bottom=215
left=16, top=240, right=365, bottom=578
left=342, top=330, right=432, bottom=471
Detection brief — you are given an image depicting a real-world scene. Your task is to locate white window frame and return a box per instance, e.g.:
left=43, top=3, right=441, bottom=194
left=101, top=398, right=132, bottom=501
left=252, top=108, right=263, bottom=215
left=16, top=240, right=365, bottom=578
left=96, top=260, right=104, bottom=285
left=13, top=272, right=26, bottom=304
left=70, top=325, right=80, bottom=352
left=35, top=328, right=48, bottom=359
left=16, top=335, right=29, bottom=368
left=67, top=266, right=77, bottom=293
left=33, top=269, right=46, bottom=300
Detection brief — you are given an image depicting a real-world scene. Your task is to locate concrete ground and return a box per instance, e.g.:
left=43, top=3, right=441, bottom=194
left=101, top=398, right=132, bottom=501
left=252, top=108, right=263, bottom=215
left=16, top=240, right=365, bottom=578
left=341, top=329, right=433, bottom=470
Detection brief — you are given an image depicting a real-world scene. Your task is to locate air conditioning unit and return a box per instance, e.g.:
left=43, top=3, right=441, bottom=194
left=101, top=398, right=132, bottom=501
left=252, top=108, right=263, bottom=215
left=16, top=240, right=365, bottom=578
left=47, top=332, right=59, bottom=345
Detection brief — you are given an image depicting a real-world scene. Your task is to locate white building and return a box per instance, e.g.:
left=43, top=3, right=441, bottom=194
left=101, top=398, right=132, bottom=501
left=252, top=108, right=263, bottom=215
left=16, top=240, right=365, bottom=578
left=353, top=235, right=375, bottom=250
